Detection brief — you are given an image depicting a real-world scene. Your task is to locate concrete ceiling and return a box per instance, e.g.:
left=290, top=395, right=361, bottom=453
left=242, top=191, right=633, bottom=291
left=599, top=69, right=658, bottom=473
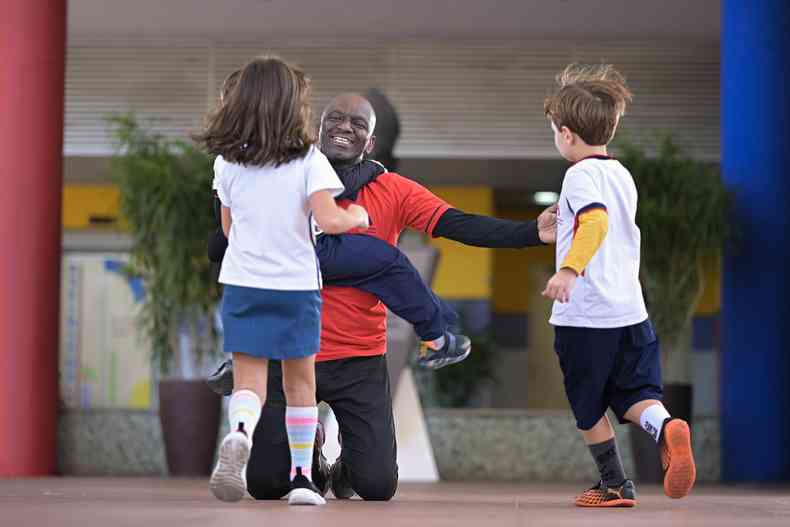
left=68, top=0, right=720, bottom=41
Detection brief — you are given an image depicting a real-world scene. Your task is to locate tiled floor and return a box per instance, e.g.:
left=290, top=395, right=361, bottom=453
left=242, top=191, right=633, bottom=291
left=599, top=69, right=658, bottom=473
left=1, top=478, right=788, bottom=527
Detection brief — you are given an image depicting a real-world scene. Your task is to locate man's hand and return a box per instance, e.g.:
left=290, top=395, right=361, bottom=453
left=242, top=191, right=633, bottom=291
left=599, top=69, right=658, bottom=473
left=537, top=203, right=558, bottom=244
left=542, top=268, right=578, bottom=303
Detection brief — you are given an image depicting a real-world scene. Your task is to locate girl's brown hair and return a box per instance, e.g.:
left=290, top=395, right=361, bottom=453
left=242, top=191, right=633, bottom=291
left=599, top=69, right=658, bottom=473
left=195, top=56, right=315, bottom=167
left=544, top=63, right=633, bottom=146
left=219, top=69, right=241, bottom=104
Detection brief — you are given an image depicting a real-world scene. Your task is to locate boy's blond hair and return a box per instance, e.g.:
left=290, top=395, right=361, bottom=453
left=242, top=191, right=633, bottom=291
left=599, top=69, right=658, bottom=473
left=544, top=64, right=633, bottom=146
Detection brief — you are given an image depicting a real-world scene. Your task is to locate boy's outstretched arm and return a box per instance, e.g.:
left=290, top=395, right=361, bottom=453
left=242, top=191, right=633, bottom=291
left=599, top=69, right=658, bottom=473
left=542, top=206, right=608, bottom=303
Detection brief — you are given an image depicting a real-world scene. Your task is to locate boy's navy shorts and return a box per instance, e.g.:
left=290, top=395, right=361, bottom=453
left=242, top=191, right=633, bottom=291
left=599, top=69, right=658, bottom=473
left=553, top=319, right=663, bottom=431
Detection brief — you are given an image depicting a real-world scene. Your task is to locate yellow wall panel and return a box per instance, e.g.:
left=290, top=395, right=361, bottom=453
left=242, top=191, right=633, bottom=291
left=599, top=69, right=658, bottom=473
left=696, top=253, right=721, bottom=315
left=427, top=186, right=493, bottom=299
left=493, top=245, right=555, bottom=313
left=63, top=184, right=122, bottom=230
left=492, top=207, right=555, bottom=313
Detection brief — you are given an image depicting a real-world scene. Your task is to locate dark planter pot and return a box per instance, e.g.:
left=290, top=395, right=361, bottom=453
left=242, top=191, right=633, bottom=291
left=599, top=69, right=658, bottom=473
left=629, top=383, right=693, bottom=483
left=159, top=379, right=222, bottom=477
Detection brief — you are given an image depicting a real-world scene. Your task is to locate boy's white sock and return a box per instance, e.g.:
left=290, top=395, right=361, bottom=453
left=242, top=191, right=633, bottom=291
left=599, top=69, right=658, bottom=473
left=228, top=389, right=262, bottom=440
left=640, top=404, right=671, bottom=443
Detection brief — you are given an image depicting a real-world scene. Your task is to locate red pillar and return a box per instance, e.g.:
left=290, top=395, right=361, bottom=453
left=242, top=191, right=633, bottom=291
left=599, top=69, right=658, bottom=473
left=0, top=0, right=66, bottom=476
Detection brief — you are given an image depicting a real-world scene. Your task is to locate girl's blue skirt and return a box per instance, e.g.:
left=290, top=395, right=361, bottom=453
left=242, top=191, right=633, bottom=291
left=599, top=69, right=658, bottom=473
left=221, top=284, right=321, bottom=360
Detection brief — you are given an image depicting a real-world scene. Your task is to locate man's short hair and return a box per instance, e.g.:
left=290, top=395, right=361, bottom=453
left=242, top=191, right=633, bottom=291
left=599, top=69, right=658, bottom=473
left=544, top=64, right=633, bottom=146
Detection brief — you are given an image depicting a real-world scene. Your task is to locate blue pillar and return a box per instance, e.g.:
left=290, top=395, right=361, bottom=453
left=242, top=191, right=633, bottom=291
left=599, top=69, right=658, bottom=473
left=721, top=0, right=790, bottom=481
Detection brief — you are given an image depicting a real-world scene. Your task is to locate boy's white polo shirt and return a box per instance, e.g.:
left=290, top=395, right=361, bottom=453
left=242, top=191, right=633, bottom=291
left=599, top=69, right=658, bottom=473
left=550, top=156, right=648, bottom=328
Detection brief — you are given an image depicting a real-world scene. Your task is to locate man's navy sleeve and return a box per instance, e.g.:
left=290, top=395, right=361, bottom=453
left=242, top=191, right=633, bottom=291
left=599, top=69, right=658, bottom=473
left=432, top=208, right=543, bottom=248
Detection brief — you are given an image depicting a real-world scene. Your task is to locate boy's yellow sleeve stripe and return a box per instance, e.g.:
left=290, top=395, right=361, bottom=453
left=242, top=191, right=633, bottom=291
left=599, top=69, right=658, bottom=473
left=561, top=208, right=609, bottom=274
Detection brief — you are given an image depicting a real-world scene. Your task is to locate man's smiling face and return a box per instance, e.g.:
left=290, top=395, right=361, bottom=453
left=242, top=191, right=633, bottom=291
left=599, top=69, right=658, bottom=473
left=319, top=94, right=377, bottom=168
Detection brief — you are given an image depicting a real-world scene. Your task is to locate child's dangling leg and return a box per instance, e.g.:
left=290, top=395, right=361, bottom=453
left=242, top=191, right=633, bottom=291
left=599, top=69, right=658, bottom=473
left=210, top=354, right=266, bottom=502
left=626, top=399, right=696, bottom=499
left=317, top=234, right=471, bottom=370
left=282, top=356, right=325, bottom=506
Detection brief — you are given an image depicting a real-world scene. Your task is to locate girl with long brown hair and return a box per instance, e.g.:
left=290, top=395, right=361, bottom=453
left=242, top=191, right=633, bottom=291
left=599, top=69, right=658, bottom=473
left=196, top=56, right=368, bottom=506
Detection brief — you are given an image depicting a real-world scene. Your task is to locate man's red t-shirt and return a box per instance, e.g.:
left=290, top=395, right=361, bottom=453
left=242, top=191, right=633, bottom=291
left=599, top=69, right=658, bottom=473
left=316, top=172, right=450, bottom=362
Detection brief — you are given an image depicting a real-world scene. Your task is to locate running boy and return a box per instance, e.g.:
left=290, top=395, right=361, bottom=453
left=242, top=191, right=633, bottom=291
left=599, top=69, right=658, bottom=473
left=541, top=64, right=696, bottom=507
left=196, top=56, right=368, bottom=505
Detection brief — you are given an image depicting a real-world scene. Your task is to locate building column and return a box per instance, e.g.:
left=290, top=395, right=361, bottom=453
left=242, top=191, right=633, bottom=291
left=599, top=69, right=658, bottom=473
left=721, top=0, right=790, bottom=481
left=0, top=0, right=66, bottom=475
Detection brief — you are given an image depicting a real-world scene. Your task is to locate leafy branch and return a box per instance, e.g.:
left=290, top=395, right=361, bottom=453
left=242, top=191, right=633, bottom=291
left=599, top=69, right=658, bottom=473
left=615, top=134, right=732, bottom=354
left=108, top=115, right=220, bottom=375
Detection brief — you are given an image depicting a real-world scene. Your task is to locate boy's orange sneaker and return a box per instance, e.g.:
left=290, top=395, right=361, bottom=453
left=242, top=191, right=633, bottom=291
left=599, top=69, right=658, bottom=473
left=660, top=418, right=696, bottom=499
left=575, top=480, right=636, bottom=507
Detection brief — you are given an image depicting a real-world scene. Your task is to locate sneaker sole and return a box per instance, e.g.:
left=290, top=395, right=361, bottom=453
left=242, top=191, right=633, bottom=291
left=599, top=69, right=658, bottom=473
left=332, top=484, right=355, bottom=500
left=331, top=479, right=355, bottom=500
left=330, top=463, right=355, bottom=499
left=209, top=435, right=250, bottom=502
left=575, top=498, right=636, bottom=508
left=419, top=347, right=472, bottom=370
left=663, top=420, right=696, bottom=499
left=332, top=490, right=354, bottom=500
left=288, top=488, right=327, bottom=506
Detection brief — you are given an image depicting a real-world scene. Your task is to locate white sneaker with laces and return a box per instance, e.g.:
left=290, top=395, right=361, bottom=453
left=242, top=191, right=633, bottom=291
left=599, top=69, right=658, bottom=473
left=209, top=430, right=251, bottom=502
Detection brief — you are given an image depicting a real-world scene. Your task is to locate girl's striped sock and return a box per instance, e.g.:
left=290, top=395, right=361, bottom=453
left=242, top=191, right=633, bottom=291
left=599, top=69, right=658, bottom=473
left=285, top=406, right=319, bottom=481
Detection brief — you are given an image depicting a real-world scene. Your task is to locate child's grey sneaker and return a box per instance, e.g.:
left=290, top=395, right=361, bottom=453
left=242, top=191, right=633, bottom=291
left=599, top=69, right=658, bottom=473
left=209, top=427, right=251, bottom=502
left=416, top=332, right=471, bottom=370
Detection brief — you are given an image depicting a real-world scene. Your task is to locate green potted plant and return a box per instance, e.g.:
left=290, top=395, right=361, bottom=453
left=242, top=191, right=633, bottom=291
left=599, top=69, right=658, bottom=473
left=615, top=134, right=732, bottom=481
left=109, top=115, right=222, bottom=476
